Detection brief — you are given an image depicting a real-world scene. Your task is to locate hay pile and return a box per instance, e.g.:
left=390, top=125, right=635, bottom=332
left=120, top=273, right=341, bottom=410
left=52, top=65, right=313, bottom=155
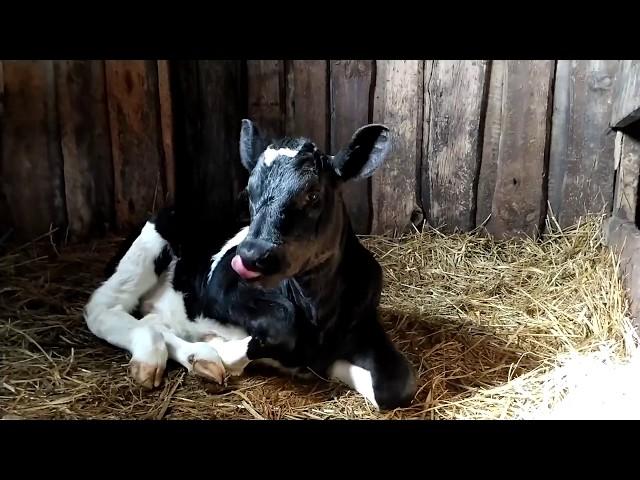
left=1, top=216, right=637, bottom=420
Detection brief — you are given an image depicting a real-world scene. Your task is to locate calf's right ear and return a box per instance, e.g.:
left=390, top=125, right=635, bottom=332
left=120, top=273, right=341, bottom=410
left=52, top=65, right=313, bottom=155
left=239, top=119, right=270, bottom=172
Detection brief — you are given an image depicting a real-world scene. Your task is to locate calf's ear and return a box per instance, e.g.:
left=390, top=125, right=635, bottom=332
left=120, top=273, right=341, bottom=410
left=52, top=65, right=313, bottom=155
left=330, top=124, right=391, bottom=181
left=239, top=119, right=270, bottom=172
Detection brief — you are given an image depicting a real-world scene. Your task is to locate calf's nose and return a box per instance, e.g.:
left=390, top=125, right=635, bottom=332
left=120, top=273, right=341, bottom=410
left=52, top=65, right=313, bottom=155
left=236, top=239, right=280, bottom=274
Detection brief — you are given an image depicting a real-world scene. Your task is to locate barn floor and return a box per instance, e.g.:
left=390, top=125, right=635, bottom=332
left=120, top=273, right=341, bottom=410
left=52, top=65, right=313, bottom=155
left=0, top=216, right=637, bottom=420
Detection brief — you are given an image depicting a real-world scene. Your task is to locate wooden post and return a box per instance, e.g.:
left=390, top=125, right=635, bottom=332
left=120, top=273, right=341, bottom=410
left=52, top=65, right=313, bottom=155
left=55, top=60, right=114, bottom=239
left=611, top=60, right=640, bottom=129
left=613, top=131, right=640, bottom=223
left=476, top=60, right=505, bottom=228
left=0, top=60, right=8, bottom=238
left=548, top=60, right=619, bottom=227
left=105, top=60, right=167, bottom=232
left=602, top=216, right=640, bottom=332
left=1, top=61, right=67, bottom=241
left=330, top=60, right=374, bottom=234
left=171, top=61, right=247, bottom=237
left=285, top=60, right=329, bottom=150
left=371, top=60, right=424, bottom=236
left=247, top=60, right=285, bottom=140
left=483, top=60, right=555, bottom=239
left=423, top=60, right=489, bottom=232
left=157, top=60, right=175, bottom=204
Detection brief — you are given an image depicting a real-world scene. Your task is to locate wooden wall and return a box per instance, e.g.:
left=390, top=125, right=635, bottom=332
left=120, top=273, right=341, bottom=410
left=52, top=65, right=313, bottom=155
left=0, top=60, right=246, bottom=244
left=248, top=60, right=622, bottom=237
left=0, top=60, right=630, bottom=244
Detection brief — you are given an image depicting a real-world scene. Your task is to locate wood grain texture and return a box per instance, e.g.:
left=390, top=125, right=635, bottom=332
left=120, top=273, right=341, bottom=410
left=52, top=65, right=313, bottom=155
left=285, top=60, right=329, bottom=150
left=602, top=216, right=640, bottom=332
left=0, top=61, right=67, bottom=240
left=171, top=61, right=247, bottom=238
left=0, top=60, right=9, bottom=237
left=55, top=60, right=114, bottom=239
left=611, top=60, right=640, bottom=128
left=423, top=60, right=488, bottom=232
left=247, top=60, right=285, bottom=139
left=157, top=60, right=175, bottom=204
left=371, top=60, right=423, bottom=235
left=613, top=130, right=640, bottom=223
left=330, top=60, right=373, bottom=234
left=105, top=60, right=166, bottom=232
left=548, top=60, right=618, bottom=227
left=486, top=60, right=555, bottom=239
left=476, top=60, right=505, bottom=227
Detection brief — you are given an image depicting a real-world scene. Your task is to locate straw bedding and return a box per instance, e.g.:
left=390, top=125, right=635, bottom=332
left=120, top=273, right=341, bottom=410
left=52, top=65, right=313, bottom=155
left=1, top=215, right=638, bottom=420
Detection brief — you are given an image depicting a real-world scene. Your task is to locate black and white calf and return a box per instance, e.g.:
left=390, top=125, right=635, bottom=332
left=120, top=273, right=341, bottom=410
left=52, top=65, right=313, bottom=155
left=84, top=120, right=417, bottom=410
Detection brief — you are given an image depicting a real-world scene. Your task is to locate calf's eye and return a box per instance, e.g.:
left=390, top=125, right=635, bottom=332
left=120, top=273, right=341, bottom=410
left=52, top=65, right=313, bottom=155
left=306, top=192, right=320, bottom=205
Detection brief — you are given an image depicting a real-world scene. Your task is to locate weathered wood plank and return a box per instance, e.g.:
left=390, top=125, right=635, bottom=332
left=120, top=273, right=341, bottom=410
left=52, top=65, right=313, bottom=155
left=602, top=216, right=640, bottom=332
left=285, top=60, right=329, bottom=150
left=247, top=60, right=285, bottom=139
left=371, top=60, right=423, bottom=235
left=476, top=60, right=505, bottom=227
left=0, top=60, right=9, bottom=239
left=105, top=60, right=166, bottom=232
left=157, top=60, right=175, bottom=204
left=613, top=130, right=640, bottom=223
left=548, top=60, right=618, bottom=227
left=0, top=61, right=67, bottom=241
left=424, top=60, right=488, bottom=232
left=330, top=60, right=373, bottom=234
left=486, top=60, right=555, bottom=239
left=611, top=60, right=640, bottom=128
left=547, top=59, right=571, bottom=222
left=171, top=61, right=247, bottom=238
left=55, top=60, right=114, bottom=239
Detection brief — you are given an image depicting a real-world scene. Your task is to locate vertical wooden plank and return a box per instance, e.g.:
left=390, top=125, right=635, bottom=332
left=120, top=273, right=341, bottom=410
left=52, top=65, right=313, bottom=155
left=548, top=60, right=619, bottom=227
left=0, top=61, right=67, bottom=241
left=0, top=60, right=9, bottom=239
left=476, top=60, right=505, bottom=227
left=172, top=61, right=247, bottom=240
left=371, top=60, right=423, bottom=235
left=611, top=60, right=640, bottom=128
left=613, top=130, right=640, bottom=223
left=285, top=60, right=329, bottom=150
left=547, top=59, right=571, bottom=221
left=157, top=60, right=175, bottom=204
left=247, top=60, right=285, bottom=139
left=424, top=60, right=488, bottom=232
left=486, top=60, right=555, bottom=239
left=330, top=60, right=374, bottom=235
left=105, top=60, right=166, bottom=232
left=55, top=60, right=114, bottom=239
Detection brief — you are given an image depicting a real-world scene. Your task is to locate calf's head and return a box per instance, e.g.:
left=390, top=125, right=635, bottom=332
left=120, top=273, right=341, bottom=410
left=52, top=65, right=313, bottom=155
left=232, top=119, right=391, bottom=288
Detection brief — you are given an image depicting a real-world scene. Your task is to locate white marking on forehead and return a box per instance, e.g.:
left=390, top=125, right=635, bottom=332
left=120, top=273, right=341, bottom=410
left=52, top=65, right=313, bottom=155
left=262, top=147, right=299, bottom=166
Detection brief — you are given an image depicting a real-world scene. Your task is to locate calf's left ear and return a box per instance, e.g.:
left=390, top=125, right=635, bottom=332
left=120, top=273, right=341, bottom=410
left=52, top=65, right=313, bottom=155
left=330, top=124, right=391, bottom=181
left=240, top=119, right=270, bottom=173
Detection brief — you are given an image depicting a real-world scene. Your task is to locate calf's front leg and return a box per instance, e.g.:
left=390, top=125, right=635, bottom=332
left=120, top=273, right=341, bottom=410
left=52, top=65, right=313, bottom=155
left=328, top=319, right=417, bottom=411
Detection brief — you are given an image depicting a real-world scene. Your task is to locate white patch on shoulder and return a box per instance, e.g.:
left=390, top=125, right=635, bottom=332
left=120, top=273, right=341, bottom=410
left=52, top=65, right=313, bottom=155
left=208, top=226, right=249, bottom=282
left=262, top=147, right=299, bottom=167
left=329, top=360, right=379, bottom=409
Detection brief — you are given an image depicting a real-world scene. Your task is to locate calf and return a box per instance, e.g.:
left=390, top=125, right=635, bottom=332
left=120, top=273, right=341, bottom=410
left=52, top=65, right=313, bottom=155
left=84, top=120, right=417, bottom=410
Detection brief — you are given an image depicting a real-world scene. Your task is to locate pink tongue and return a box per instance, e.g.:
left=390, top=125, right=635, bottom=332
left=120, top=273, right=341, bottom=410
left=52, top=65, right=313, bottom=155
left=231, top=255, right=262, bottom=280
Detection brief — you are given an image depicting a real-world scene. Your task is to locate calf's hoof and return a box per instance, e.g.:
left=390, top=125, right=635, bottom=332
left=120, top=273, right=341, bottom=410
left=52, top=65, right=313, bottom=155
left=129, top=327, right=169, bottom=389
left=129, top=360, right=166, bottom=389
left=374, top=360, right=418, bottom=411
left=191, top=357, right=226, bottom=384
